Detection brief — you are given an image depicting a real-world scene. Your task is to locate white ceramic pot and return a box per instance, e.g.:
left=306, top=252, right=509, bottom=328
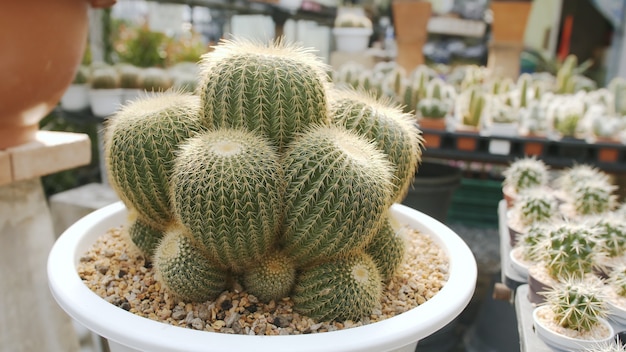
left=48, top=202, right=477, bottom=352
left=60, top=84, right=90, bottom=112
left=88, top=88, right=123, bottom=117
left=606, top=299, right=626, bottom=332
left=332, top=27, right=372, bottom=53
left=533, top=306, right=615, bottom=352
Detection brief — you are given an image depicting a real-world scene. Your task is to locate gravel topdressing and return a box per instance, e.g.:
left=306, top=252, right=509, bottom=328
left=77, top=225, right=449, bottom=335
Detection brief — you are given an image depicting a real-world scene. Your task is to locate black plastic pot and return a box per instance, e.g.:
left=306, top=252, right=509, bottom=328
left=401, top=161, right=462, bottom=223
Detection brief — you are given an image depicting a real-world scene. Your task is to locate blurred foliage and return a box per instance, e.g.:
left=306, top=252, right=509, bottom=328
left=113, top=22, right=168, bottom=67
left=39, top=111, right=102, bottom=198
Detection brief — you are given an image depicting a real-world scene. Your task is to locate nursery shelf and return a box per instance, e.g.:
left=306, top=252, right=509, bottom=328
left=421, top=128, right=626, bottom=173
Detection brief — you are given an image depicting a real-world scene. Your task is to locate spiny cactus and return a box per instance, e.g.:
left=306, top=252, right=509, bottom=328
left=583, top=341, right=626, bottom=352
left=570, top=180, right=618, bottom=216
left=417, top=77, right=454, bottom=119
left=330, top=88, right=423, bottom=202
left=280, top=125, right=394, bottom=265
left=542, top=222, right=598, bottom=280
left=608, top=265, right=626, bottom=297
left=543, top=277, right=607, bottom=332
left=242, top=251, right=296, bottom=302
left=365, top=214, right=406, bottom=281
left=589, top=215, right=626, bottom=258
left=127, top=209, right=163, bottom=257
left=459, top=86, right=486, bottom=128
left=104, top=92, right=205, bottom=244
left=555, top=164, right=612, bottom=194
left=73, top=65, right=90, bottom=84
left=170, top=128, right=283, bottom=272
left=608, top=77, right=626, bottom=116
left=518, top=223, right=550, bottom=262
left=141, top=67, right=173, bottom=92
left=117, top=64, right=143, bottom=89
left=292, top=251, right=382, bottom=321
left=502, top=157, right=549, bottom=194
left=154, top=227, right=229, bottom=302
left=197, top=38, right=331, bottom=152
left=512, top=189, right=558, bottom=228
left=90, top=66, right=120, bottom=89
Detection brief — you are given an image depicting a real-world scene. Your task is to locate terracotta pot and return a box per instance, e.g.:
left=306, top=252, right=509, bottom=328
left=419, top=117, right=446, bottom=148
left=392, top=0, right=432, bottom=73
left=0, top=0, right=90, bottom=150
left=454, top=126, right=480, bottom=151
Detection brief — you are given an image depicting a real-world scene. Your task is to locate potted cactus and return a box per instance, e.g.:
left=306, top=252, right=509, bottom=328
left=60, top=64, right=91, bottom=112
left=501, top=156, right=550, bottom=208
left=141, top=67, right=173, bottom=93
left=48, top=38, right=476, bottom=352
left=527, top=222, right=599, bottom=304
left=604, top=266, right=626, bottom=330
left=486, top=95, right=521, bottom=155
left=117, top=64, right=144, bottom=104
left=416, top=77, right=454, bottom=149
left=509, top=222, right=550, bottom=281
left=88, top=65, right=123, bottom=117
left=506, top=189, right=558, bottom=247
left=533, top=278, right=614, bottom=352
left=560, top=179, right=618, bottom=219
left=454, top=86, right=486, bottom=151
left=332, top=10, right=373, bottom=53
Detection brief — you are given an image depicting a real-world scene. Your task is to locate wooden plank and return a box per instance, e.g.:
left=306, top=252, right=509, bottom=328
left=515, top=285, right=552, bottom=352
left=8, top=131, right=91, bottom=182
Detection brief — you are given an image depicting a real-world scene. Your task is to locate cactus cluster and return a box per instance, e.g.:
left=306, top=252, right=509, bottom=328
left=104, top=38, right=423, bottom=322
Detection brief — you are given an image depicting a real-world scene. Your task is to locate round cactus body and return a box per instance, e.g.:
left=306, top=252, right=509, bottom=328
left=544, top=278, right=607, bottom=332
left=105, top=92, right=205, bottom=233
left=171, top=128, right=283, bottom=272
left=127, top=209, right=163, bottom=257
left=292, top=251, right=382, bottom=321
left=544, top=223, right=597, bottom=280
left=242, top=251, right=296, bottom=302
left=330, top=88, right=423, bottom=202
left=197, top=38, right=331, bottom=152
left=280, top=125, right=395, bottom=265
left=365, top=215, right=406, bottom=281
left=154, top=228, right=229, bottom=302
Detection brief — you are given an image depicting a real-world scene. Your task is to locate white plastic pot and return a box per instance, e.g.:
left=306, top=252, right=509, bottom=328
left=88, top=88, right=123, bottom=117
left=48, top=202, right=477, bottom=352
left=533, top=306, right=615, bottom=352
left=333, top=27, right=372, bottom=53
left=60, top=84, right=90, bottom=111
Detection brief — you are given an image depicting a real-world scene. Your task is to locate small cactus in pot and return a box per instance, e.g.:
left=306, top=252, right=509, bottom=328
left=501, top=157, right=550, bottom=207
left=565, top=180, right=618, bottom=218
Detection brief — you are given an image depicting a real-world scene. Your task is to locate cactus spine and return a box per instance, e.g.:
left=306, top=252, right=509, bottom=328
left=154, top=228, right=229, bottom=302
left=280, top=125, right=395, bottom=265
left=104, top=92, right=205, bottom=250
left=330, top=88, right=423, bottom=202
left=197, top=38, right=331, bottom=152
left=292, top=251, right=382, bottom=321
left=171, top=128, right=283, bottom=272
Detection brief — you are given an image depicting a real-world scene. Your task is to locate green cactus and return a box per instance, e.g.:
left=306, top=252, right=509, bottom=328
left=197, top=38, right=331, bottom=152
left=609, top=77, right=626, bottom=116
left=280, top=125, right=394, bottom=265
left=127, top=209, right=163, bottom=257
left=364, top=214, right=406, bottom=281
left=542, top=223, right=598, bottom=280
left=170, top=128, right=283, bottom=272
left=141, top=67, right=173, bottom=92
left=292, top=251, right=382, bottom=321
left=460, top=87, right=485, bottom=128
left=592, top=215, right=626, bottom=258
left=502, top=157, right=549, bottom=193
left=117, top=64, right=143, bottom=89
left=517, top=73, right=532, bottom=108
left=555, top=164, right=612, bottom=193
left=73, top=65, right=90, bottom=84
left=543, top=277, right=607, bottom=332
left=90, top=66, right=120, bottom=89
left=518, top=223, right=550, bottom=262
left=242, top=251, right=296, bottom=302
left=330, top=88, right=423, bottom=202
left=513, top=189, right=558, bottom=228
left=104, top=92, right=205, bottom=242
left=555, top=54, right=578, bottom=94
left=154, top=227, right=229, bottom=302
left=570, top=180, right=617, bottom=216
left=608, top=266, right=626, bottom=297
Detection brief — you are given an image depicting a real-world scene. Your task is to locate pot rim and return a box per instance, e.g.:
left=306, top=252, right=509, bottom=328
left=48, top=201, right=476, bottom=352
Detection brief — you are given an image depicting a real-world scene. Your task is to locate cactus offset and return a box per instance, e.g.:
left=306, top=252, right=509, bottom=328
left=198, top=38, right=331, bottom=152
left=280, top=125, right=395, bottom=265
left=365, top=214, right=406, bottom=281
left=171, top=128, right=283, bottom=272
left=154, top=228, right=229, bottom=302
left=127, top=209, right=163, bottom=257
left=330, top=88, right=423, bottom=202
left=105, top=92, right=205, bottom=245
left=243, top=251, right=296, bottom=302
left=292, top=251, right=382, bottom=321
